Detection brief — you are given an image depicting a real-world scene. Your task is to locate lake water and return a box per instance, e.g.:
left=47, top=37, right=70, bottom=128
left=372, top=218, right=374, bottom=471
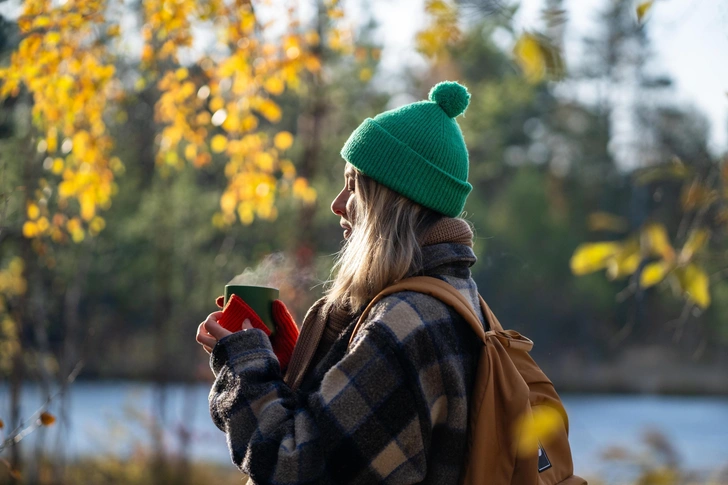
left=1, top=382, right=727, bottom=480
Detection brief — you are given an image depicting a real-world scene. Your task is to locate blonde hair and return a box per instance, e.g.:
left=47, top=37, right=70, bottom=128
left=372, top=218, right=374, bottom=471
left=324, top=167, right=442, bottom=314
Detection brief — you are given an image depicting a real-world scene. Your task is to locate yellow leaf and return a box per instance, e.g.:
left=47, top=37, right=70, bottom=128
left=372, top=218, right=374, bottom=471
left=71, top=228, right=85, bottom=243
left=258, top=99, right=282, bottom=123
left=209, top=96, right=225, bottom=113
left=514, top=32, right=546, bottom=83
left=184, top=144, right=197, bottom=162
left=220, top=191, right=237, bottom=214
left=39, top=411, right=56, bottom=426
left=256, top=152, right=274, bottom=171
left=46, top=31, right=62, bottom=45
left=570, top=242, right=621, bottom=276
left=23, top=221, right=38, bottom=238
left=514, top=406, right=563, bottom=457
left=52, top=158, right=64, bottom=175
left=676, top=264, right=710, bottom=308
left=264, top=77, right=285, bottom=96
left=359, top=67, right=373, bottom=82
left=636, top=1, right=654, bottom=23
left=606, top=239, right=640, bottom=280
left=211, top=134, right=228, bottom=153
left=89, top=216, right=105, bottom=235
left=642, top=223, right=675, bottom=262
left=679, top=229, right=710, bottom=263
left=34, top=16, right=51, bottom=28
left=238, top=202, right=254, bottom=225
left=27, top=203, right=40, bottom=220
left=37, top=217, right=49, bottom=233
left=274, top=131, right=294, bottom=151
left=640, top=260, right=672, bottom=289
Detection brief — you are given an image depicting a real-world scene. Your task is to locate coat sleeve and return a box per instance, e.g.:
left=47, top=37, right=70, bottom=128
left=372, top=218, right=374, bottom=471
left=208, top=316, right=432, bottom=485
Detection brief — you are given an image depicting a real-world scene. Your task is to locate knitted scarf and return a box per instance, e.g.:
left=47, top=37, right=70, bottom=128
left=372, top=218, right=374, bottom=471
left=284, top=217, right=474, bottom=390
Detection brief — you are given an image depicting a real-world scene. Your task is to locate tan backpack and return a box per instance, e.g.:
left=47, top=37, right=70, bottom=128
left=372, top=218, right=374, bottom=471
left=349, top=276, right=587, bottom=485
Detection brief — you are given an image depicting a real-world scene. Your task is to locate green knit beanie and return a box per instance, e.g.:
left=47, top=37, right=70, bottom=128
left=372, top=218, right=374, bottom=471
left=340, top=81, right=472, bottom=217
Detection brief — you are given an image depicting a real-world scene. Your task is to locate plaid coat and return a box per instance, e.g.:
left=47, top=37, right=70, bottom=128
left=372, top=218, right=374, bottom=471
left=209, top=242, right=485, bottom=484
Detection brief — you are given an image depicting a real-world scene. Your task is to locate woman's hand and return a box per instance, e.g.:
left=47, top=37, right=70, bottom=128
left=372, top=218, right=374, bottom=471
left=196, top=311, right=253, bottom=354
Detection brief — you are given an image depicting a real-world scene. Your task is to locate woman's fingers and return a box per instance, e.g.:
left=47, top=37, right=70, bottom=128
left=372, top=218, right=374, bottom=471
left=197, top=322, right=217, bottom=350
left=241, top=318, right=253, bottom=331
left=203, top=311, right=232, bottom=340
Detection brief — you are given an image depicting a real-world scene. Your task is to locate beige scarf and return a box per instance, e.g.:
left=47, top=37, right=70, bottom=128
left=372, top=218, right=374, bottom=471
left=283, top=217, right=474, bottom=390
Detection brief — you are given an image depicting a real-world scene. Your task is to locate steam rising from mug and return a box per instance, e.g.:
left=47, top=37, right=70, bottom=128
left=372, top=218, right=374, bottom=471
left=228, top=253, right=293, bottom=288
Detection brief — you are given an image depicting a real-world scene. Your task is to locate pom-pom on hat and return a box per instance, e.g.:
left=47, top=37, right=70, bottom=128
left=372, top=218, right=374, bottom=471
left=340, top=81, right=472, bottom=217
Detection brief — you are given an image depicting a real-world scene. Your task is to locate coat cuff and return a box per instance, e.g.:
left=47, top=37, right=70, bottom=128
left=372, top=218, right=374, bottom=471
left=210, top=329, right=276, bottom=376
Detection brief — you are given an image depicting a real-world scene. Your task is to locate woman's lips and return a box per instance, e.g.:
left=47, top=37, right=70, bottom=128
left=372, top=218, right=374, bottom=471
left=340, top=222, right=352, bottom=239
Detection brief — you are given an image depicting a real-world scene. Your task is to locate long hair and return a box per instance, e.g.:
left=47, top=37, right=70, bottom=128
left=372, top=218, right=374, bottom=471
left=324, top=167, right=442, bottom=314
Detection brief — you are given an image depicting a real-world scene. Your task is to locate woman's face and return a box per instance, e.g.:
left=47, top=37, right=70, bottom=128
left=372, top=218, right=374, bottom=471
left=331, top=164, right=357, bottom=239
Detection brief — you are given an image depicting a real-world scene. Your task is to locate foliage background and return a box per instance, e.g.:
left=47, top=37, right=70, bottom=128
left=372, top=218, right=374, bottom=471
left=0, top=0, right=727, bottom=483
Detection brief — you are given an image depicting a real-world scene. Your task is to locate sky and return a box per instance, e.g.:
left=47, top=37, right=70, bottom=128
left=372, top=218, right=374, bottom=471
left=365, top=0, right=728, bottom=156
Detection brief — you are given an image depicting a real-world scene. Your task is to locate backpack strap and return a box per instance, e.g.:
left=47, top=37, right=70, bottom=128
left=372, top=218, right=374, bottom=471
left=348, top=276, right=513, bottom=348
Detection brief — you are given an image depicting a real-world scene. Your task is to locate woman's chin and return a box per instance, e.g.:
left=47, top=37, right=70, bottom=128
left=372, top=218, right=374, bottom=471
left=343, top=229, right=352, bottom=239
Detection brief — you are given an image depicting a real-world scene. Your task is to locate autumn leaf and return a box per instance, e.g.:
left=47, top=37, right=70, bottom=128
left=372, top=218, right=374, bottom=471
left=0, top=417, right=4, bottom=428
left=675, top=263, right=710, bottom=308
left=210, top=134, right=228, bottom=153
left=513, top=31, right=565, bottom=83
left=640, top=260, right=672, bottom=289
left=606, top=239, right=640, bottom=280
left=264, top=77, right=285, bottom=96
left=39, top=411, right=56, bottom=426
left=636, top=1, right=654, bottom=24
left=570, top=242, right=622, bottom=275
left=27, top=203, right=40, bottom=220
left=514, top=406, right=563, bottom=457
left=257, top=99, right=282, bottom=123
left=273, top=131, right=293, bottom=151
left=642, top=223, right=675, bottom=262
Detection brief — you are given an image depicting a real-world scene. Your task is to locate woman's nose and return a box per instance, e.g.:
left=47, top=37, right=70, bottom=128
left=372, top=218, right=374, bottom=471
left=331, top=189, right=348, bottom=217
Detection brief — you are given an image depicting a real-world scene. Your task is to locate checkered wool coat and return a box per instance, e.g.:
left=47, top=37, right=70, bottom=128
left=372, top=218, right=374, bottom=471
left=209, top=242, right=486, bottom=484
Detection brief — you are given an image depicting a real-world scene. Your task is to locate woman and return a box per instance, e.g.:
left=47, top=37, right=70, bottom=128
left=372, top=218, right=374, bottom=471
left=196, top=81, right=487, bottom=484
